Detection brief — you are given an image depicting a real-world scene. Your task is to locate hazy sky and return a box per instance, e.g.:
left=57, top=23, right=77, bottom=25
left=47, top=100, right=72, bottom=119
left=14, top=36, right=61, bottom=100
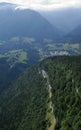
left=0, top=0, right=81, bottom=10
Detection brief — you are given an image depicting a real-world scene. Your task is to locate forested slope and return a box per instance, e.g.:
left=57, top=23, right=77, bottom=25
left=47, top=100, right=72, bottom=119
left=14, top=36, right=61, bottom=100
left=0, top=65, right=48, bottom=130
left=0, top=56, right=81, bottom=130
left=41, top=56, right=81, bottom=130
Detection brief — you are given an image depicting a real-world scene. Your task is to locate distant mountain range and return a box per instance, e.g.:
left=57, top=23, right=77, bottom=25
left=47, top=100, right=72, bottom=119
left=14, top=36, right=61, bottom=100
left=0, top=2, right=59, bottom=41
left=0, top=2, right=17, bottom=10
left=63, top=24, right=81, bottom=43
left=40, top=8, right=81, bottom=35
left=0, top=2, right=81, bottom=43
left=39, top=8, right=81, bottom=43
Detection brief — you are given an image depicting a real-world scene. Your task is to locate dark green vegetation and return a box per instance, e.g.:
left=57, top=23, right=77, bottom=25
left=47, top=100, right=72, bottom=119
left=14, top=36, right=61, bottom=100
left=41, top=56, right=81, bottom=130
left=0, top=37, right=40, bottom=93
left=0, top=37, right=81, bottom=93
left=0, top=65, right=48, bottom=130
left=0, top=56, right=81, bottom=130
left=0, top=37, right=81, bottom=94
left=0, top=57, right=27, bottom=94
left=0, top=3, right=81, bottom=129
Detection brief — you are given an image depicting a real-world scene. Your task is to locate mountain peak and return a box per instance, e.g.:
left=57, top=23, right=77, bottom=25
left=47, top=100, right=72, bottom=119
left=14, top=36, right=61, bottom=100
left=0, top=8, right=59, bottom=41
left=0, top=2, right=18, bottom=10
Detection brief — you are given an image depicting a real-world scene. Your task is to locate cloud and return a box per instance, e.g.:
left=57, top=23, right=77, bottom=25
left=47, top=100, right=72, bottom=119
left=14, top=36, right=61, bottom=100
left=0, top=0, right=81, bottom=10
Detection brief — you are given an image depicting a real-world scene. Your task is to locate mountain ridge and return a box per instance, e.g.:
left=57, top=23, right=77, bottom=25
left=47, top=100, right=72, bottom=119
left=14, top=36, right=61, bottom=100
left=0, top=56, right=81, bottom=130
left=39, top=8, right=81, bottom=35
left=0, top=6, right=59, bottom=41
left=63, top=24, right=81, bottom=43
left=0, top=2, right=18, bottom=10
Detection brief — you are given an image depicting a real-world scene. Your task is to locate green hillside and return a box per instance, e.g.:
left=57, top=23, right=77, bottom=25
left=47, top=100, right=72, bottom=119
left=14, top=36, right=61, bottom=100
left=41, top=56, right=81, bottom=130
left=0, top=56, right=81, bottom=130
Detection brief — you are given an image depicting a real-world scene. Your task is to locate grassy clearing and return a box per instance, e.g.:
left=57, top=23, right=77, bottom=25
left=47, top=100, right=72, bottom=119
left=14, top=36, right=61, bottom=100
left=47, top=43, right=80, bottom=52
left=0, top=54, right=5, bottom=58
left=6, top=49, right=27, bottom=64
left=0, top=49, right=27, bottom=67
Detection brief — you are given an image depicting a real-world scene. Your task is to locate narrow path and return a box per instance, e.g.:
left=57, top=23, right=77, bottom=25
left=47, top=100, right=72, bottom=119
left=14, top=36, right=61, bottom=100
left=72, top=78, right=81, bottom=98
left=76, top=87, right=81, bottom=98
left=41, top=70, right=56, bottom=130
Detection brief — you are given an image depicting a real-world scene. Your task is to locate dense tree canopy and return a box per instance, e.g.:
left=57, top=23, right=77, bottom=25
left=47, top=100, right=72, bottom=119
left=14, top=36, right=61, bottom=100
left=0, top=56, right=81, bottom=130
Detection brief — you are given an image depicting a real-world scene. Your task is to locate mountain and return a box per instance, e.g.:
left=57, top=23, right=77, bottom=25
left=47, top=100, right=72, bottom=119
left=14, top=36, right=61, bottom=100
left=39, top=8, right=81, bottom=35
left=0, top=5, right=59, bottom=41
left=0, top=2, right=17, bottom=10
left=63, top=24, right=81, bottom=43
left=0, top=56, right=81, bottom=130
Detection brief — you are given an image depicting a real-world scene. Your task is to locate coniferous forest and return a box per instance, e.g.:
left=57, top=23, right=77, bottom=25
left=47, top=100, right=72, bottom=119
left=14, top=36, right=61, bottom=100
left=0, top=2, right=81, bottom=130
left=0, top=56, right=81, bottom=130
